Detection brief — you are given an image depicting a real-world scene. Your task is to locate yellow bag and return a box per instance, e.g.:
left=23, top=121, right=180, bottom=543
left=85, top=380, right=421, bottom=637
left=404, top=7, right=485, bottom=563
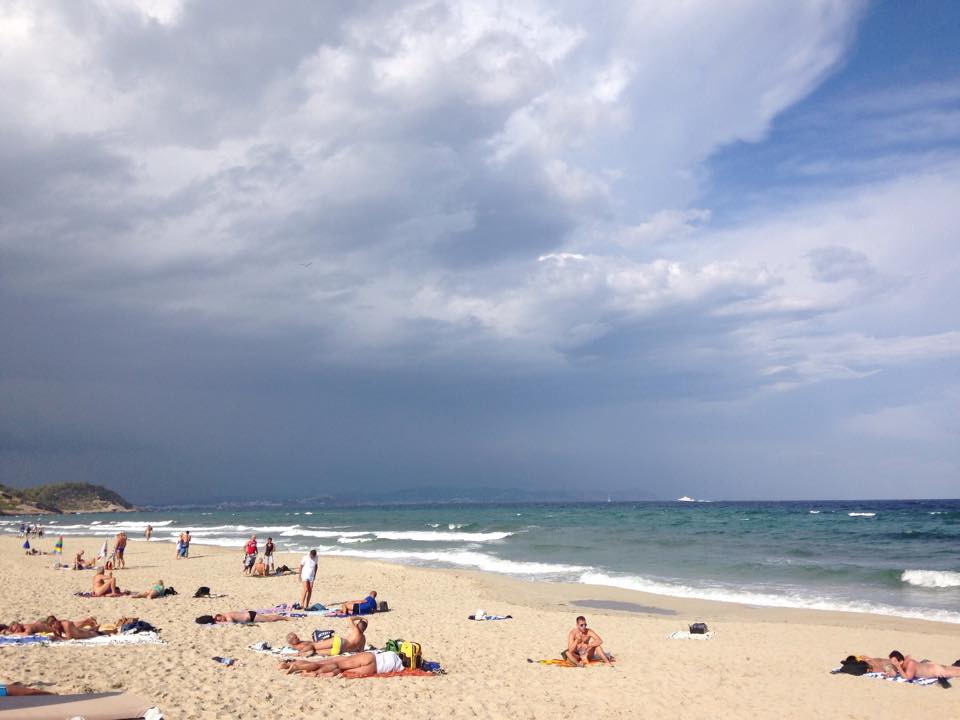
left=399, top=640, right=422, bottom=669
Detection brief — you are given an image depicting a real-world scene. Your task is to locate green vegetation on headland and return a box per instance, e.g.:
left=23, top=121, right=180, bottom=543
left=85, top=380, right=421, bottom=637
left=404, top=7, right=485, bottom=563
left=0, top=482, right=136, bottom=515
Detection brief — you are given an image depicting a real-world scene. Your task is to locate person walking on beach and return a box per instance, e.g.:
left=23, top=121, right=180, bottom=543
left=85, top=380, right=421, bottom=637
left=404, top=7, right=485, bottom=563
left=299, top=549, right=318, bottom=609
left=264, top=537, right=275, bottom=575
left=565, top=615, right=612, bottom=667
left=113, top=531, right=127, bottom=569
left=183, top=530, right=192, bottom=557
left=144, top=525, right=153, bottom=541
left=242, top=534, right=258, bottom=575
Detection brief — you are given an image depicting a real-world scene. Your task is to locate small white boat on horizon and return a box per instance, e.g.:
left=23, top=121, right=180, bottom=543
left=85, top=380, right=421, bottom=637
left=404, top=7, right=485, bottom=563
left=677, top=496, right=695, bottom=502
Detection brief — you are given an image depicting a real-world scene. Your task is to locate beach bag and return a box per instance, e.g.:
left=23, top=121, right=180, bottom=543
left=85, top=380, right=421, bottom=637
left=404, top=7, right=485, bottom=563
left=835, top=658, right=870, bottom=676
left=194, top=586, right=211, bottom=598
left=384, top=639, right=402, bottom=653
left=312, top=629, right=334, bottom=642
left=689, top=622, right=708, bottom=635
left=164, top=586, right=178, bottom=596
left=378, top=600, right=389, bottom=612
left=399, top=640, right=422, bottom=669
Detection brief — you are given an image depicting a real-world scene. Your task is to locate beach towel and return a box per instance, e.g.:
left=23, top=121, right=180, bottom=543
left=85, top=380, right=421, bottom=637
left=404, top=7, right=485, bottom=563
left=528, top=655, right=616, bottom=667
left=829, top=668, right=939, bottom=686
left=667, top=630, right=715, bottom=640
left=468, top=614, right=512, bottom=621
left=0, top=691, right=160, bottom=719
left=75, top=591, right=132, bottom=598
left=248, top=641, right=300, bottom=657
left=0, top=632, right=164, bottom=647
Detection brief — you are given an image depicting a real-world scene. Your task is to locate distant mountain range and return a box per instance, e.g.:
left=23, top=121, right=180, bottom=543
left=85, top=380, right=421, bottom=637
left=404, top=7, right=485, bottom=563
left=0, top=482, right=136, bottom=515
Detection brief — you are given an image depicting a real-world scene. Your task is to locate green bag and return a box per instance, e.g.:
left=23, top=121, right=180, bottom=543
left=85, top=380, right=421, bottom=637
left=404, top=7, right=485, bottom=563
left=384, top=638, right=402, bottom=653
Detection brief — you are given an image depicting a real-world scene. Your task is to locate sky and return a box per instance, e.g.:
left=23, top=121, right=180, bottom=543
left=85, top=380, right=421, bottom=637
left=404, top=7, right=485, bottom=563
left=1, top=0, right=958, bottom=504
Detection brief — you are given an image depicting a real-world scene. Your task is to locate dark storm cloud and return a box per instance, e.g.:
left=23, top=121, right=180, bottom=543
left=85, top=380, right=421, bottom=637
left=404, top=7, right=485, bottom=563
left=1, top=1, right=958, bottom=502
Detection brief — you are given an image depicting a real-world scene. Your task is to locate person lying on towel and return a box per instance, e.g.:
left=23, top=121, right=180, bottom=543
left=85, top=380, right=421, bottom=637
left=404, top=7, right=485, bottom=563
left=888, top=651, right=960, bottom=681
left=0, top=681, right=55, bottom=696
left=279, top=650, right=404, bottom=678
left=0, top=616, right=100, bottom=639
left=338, top=590, right=378, bottom=615
left=287, top=618, right=368, bottom=657
left=195, top=611, right=288, bottom=624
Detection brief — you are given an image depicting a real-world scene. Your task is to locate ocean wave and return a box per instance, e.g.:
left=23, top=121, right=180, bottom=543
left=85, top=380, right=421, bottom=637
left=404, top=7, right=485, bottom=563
left=808, top=510, right=820, bottom=514
left=337, top=537, right=373, bottom=544
left=321, top=548, right=587, bottom=576
left=578, top=572, right=960, bottom=624
left=372, top=530, right=512, bottom=542
left=901, top=570, right=960, bottom=588
left=848, top=512, right=876, bottom=517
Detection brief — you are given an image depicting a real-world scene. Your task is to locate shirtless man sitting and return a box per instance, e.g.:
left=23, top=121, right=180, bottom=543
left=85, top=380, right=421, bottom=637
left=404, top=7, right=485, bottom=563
left=565, top=615, right=612, bottom=667
left=195, top=611, right=289, bottom=624
left=73, top=550, right=94, bottom=570
left=888, top=650, right=960, bottom=681
left=279, top=650, right=404, bottom=678
left=287, top=617, right=368, bottom=657
left=92, top=567, right=127, bottom=597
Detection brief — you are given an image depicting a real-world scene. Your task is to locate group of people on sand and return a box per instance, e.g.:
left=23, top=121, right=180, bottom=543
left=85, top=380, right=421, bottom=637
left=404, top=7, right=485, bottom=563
left=0, top=615, right=142, bottom=640
left=176, top=531, right=192, bottom=559
left=242, top=534, right=277, bottom=576
left=91, top=565, right=167, bottom=599
left=851, top=651, right=960, bottom=682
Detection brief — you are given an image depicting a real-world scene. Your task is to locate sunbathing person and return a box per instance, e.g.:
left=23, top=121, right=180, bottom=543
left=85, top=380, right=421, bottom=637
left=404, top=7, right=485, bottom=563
left=279, top=650, right=404, bottom=678
left=92, top=567, right=127, bottom=597
left=195, top=611, right=289, bottom=624
left=133, top=580, right=166, bottom=599
left=287, top=618, right=368, bottom=657
left=338, top=590, right=378, bottom=615
left=0, top=681, right=55, bottom=696
left=73, top=550, right=94, bottom=570
left=888, top=650, right=960, bottom=681
left=565, top=615, right=612, bottom=666
left=0, top=619, right=59, bottom=636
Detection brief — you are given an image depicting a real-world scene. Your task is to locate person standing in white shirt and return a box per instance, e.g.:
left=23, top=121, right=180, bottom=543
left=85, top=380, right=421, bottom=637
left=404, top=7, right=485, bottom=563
left=299, top=549, right=318, bottom=609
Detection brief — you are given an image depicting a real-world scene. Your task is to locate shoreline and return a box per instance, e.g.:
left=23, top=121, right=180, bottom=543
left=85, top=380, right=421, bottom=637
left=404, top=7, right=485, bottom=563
left=2, top=535, right=959, bottom=719
left=8, top=529, right=960, bottom=627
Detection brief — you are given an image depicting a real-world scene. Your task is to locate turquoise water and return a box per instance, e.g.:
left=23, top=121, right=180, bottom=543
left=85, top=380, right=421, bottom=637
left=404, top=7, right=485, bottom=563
left=5, top=500, right=959, bottom=622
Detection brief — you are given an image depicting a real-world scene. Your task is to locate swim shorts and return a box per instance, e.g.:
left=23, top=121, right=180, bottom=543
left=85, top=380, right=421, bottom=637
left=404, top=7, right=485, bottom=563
left=374, top=651, right=403, bottom=674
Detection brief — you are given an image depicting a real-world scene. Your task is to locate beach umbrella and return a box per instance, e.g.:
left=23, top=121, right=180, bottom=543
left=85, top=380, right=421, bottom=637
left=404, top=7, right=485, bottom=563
left=54, top=535, right=63, bottom=555
left=96, top=539, right=109, bottom=562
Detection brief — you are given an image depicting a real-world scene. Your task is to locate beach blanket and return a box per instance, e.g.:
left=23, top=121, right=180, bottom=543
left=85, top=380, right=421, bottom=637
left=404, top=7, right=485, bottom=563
left=74, top=591, right=132, bottom=598
left=248, top=641, right=378, bottom=657
left=529, top=655, right=616, bottom=667
left=0, top=691, right=161, bottom=719
left=468, top=614, right=512, bottom=621
left=0, top=632, right=164, bottom=647
left=64, top=632, right=164, bottom=647
left=248, top=641, right=300, bottom=657
left=667, top=630, right=715, bottom=640
left=830, top=668, right=939, bottom=686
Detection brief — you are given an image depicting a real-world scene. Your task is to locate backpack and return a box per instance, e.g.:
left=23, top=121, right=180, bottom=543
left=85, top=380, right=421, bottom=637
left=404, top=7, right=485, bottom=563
left=378, top=600, right=389, bottom=612
left=689, top=622, right=708, bottom=635
left=194, top=586, right=211, bottom=598
left=399, top=640, right=422, bottom=669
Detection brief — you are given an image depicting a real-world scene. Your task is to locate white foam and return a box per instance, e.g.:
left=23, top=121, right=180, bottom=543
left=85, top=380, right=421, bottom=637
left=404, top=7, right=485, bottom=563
left=848, top=512, right=876, bottom=517
left=338, top=537, right=373, bottom=544
left=808, top=510, right=820, bottom=514
left=901, top=570, right=960, bottom=588
left=372, top=530, right=512, bottom=542
left=579, top=572, right=960, bottom=624
left=321, top=548, right=587, bottom=576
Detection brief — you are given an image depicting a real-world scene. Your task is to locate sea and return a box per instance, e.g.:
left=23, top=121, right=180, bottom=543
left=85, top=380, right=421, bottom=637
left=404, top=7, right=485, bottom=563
left=3, top=499, right=959, bottom=623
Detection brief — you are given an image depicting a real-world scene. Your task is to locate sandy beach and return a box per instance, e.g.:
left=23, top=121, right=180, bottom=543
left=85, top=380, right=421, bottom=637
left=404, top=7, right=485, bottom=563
left=1, top=535, right=958, bottom=719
